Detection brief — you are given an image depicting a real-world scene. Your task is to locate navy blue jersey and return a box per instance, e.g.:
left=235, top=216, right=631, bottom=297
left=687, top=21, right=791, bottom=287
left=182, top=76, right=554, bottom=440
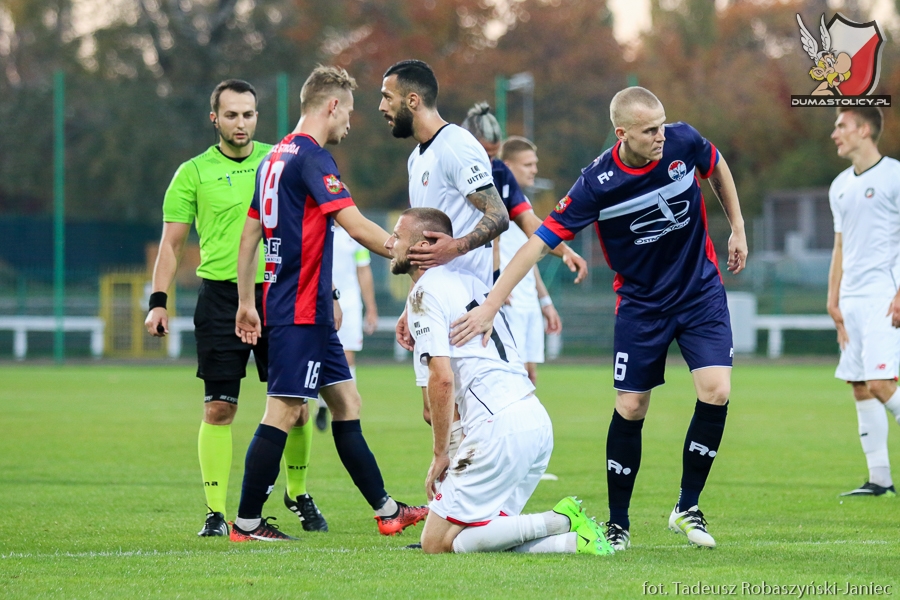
left=248, top=133, right=354, bottom=326
left=536, top=123, right=721, bottom=317
left=491, top=158, right=532, bottom=220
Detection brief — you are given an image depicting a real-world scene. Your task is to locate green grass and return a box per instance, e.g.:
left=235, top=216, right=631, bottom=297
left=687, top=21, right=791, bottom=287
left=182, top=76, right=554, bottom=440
left=1, top=362, right=899, bottom=599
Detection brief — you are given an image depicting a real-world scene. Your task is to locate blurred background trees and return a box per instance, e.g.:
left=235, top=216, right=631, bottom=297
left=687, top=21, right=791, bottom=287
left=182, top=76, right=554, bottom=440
left=0, top=0, right=897, bottom=220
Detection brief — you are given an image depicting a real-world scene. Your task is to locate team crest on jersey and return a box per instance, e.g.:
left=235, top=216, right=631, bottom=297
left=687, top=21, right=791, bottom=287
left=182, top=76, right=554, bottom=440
left=554, top=196, right=572, bottom=214
left=323, top=174, right=343, bottom=194
left=865, top=188, right=875, bottom=198
left=422, top=171, right=430, bottom=186
left=668, top=160, right=687, bottom=181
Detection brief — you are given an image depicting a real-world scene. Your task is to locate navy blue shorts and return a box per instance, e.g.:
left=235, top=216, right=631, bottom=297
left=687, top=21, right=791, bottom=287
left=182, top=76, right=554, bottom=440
left=267, top=324, right=353, bottom=400
left=612, top=290, right=733, bottom=392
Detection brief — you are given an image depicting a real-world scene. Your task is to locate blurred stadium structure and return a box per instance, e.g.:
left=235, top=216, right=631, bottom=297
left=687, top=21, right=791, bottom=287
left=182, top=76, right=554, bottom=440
left=4, top=0, right=895, bottom=360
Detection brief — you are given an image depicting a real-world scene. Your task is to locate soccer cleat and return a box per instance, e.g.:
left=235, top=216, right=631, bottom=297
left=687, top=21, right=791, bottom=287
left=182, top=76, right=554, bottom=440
left=229, top=517, right=298, bottom=542
left=374, top=502, right=429, bottom=536
left=552, top=497, right=614, bottom=555
left=284, top=491, right=329, bottom=532
left=604, top=522, right=631, bottom=552
left=198, top=511, right=229, bottom=537
left=840, top=481, right=897, bottom=497
left=668, top=505, right=716, bottom=548
left=315, top=406, right=328, bottom=432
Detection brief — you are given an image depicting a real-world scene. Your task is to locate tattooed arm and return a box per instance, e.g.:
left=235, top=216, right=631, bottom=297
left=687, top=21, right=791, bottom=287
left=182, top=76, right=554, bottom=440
left=707, top=155, right=747, bottom=274
left=408, top=185, right=509, bottom=268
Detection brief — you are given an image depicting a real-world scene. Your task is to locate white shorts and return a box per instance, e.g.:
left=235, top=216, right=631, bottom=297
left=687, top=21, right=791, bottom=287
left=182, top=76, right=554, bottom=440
left=336, top=303, right=363, bottom=352
left=503, top=304, right=545, bottom=364
left=429, top=395, right=553, bottom=526
left=835, top=296, right=900, bottom=382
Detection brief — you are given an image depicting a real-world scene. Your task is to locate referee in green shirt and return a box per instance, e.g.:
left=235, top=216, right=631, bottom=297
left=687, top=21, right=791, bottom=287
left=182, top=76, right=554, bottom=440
left=145, top=79, right=326, bottom=536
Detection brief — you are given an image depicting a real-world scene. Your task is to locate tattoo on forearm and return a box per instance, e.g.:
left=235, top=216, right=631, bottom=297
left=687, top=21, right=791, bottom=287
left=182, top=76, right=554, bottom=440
left=462, top=186, right=509, bottom=252
left=710, top=176, right=724, bottom=198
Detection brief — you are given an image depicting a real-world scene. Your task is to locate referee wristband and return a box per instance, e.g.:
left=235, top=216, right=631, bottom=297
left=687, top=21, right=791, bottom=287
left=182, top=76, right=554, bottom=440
left=149, top=291, right=168, bottom=311
left=539, top=296, right=553, bottom=308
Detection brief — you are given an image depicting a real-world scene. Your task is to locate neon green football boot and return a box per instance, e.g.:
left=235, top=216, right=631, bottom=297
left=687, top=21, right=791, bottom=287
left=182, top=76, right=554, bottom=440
left=552, top=496, right=615, bottom=555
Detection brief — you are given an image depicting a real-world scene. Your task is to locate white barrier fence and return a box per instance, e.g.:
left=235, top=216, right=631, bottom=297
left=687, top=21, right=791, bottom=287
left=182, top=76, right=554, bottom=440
left=0, top=294, right=835, bottom=360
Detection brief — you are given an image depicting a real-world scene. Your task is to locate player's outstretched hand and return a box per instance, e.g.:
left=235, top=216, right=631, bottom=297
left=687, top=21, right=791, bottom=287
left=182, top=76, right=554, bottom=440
left=408, top=231, right=462, bottom=269
left=235, top=304, right=262, bottom=346
left=145, top=308, right=168, bottom=337
left=396, top=308, right=414, bottom=351
left=727, top=230, right=748, bottom=275
left=450, top=304, right=495, bottom=348
left=542, top=304, right=562, bottom=335
left=563, top=248, right=589, bottom=284
left=425, top=453, right=451, bottom=502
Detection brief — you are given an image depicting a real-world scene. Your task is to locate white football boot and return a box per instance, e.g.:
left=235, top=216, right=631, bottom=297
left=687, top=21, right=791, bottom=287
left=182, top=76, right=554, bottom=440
left=668, top=505, right=716, bottom=548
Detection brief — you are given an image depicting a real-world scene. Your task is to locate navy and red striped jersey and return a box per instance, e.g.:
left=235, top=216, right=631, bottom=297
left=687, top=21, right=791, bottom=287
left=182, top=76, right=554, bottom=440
left=535, top=122, right=722, bottom=317
left=248, top=133, right=354, bottom=326
left=491, top=158, right=532, bottom=220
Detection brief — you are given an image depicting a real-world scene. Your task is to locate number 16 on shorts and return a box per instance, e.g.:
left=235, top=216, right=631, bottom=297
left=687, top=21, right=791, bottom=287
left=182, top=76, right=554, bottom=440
left=614, top=352, right=628, bottom=381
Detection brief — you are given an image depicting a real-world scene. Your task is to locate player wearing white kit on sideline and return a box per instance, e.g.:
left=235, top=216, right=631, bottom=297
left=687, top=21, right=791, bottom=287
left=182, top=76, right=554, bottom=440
left=316, top=225, right=379, bottom=431
left=386, top=206, right=614, bottom=556
left=827, top=107, right=900, bottom=497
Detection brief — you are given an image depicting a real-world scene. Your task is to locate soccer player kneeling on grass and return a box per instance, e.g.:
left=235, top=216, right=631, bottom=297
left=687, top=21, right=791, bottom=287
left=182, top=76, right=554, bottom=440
left=387, top=207, right=614, bottom=555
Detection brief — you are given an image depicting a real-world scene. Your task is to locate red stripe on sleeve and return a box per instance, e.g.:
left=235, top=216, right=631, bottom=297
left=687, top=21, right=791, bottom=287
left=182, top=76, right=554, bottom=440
left=248, top=207, right=260, bottom=219
left=509, top=202, right=533, bottom=220
left=320, top=197, right=355, bottom=215
left=700, top=144, right=718, bottom=179
left=294, top=195, right=327, bottom=324
left=542, top=216, right=576, bottom=241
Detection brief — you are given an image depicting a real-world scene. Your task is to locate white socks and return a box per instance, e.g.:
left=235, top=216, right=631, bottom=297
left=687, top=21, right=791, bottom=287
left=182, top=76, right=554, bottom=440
left=235, top=517, right=261, bottom=532
left=452, top=514, right=547, bottom=553
left=375, top=497, right=398, bottom=517
left=856, top=398, right=892, bottom=487
left=512, top=532, right=578, bottom=554
left=450, top=511, right=571, bottom=553
left=883, top=389, right=900, bottom=425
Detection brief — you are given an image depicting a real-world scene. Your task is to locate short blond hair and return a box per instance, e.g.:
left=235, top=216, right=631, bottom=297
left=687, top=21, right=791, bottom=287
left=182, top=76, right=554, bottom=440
left=499, top=136, right=537, bottom=161
left=300, top=65, right=357, bottom=113
left=609, top=86, right=662, bottom=128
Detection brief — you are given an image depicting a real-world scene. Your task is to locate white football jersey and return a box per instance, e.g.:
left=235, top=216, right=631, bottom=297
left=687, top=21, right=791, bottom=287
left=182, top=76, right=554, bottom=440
left=499, top=219, right=538, bottom=309
left=830, top=157, right=900, bottom=299
left=332, top=226, right=369, bottom=310
left=407, top=124, right=494, bottom=286
left=407, top=266, right=534, bottom=432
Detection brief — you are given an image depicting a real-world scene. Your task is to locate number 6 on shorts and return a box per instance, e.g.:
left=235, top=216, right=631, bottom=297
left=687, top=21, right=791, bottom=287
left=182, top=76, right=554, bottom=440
left=614, top=352, right=628, bottom=381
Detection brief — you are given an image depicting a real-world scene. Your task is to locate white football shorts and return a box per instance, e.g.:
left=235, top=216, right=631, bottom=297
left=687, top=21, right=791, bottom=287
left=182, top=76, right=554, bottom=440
left=835, top=296, right=900, bottom=382
left=336, top=302, right=363, bottom=352
left=429, top=395, right=553, bottom=526
left=503, top=304, right=545, bottom=364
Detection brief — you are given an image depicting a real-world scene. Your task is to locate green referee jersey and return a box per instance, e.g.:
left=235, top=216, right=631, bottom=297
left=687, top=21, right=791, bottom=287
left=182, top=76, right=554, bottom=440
left=162, top=142, right=272, bottom=283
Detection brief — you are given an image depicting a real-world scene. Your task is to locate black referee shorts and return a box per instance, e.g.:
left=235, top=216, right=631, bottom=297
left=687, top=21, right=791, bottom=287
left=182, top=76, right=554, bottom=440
left=194, top=279, right=267, bottom=383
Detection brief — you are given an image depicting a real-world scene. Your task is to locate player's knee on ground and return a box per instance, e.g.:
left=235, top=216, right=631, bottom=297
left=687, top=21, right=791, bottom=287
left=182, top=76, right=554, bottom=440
left=203, top=380, right=241, bottom=424
left=865, top=379, right=896, bottom=402
left=420, top=526, right=455, bottom=554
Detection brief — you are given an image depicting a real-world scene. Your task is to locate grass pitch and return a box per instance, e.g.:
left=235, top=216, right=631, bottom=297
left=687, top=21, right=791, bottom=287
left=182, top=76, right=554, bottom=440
left=1, top=361, right=899, bottom=599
